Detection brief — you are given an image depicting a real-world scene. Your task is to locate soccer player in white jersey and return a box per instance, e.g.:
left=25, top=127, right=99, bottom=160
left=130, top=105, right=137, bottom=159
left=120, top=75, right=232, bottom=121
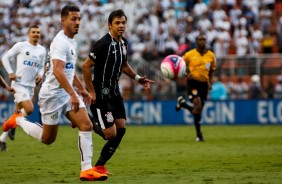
left=2, top=4, right=107, bottom=181
left=0, top=25, right=46, bottom=151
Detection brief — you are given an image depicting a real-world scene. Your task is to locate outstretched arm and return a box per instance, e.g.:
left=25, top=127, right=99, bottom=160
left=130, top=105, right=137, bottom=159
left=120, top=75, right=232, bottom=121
left=121, top=62, right=155, bottom=90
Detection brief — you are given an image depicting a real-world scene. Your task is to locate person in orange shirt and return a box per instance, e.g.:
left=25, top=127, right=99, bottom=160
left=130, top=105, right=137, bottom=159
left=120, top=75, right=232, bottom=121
left=176, top=33, right=216, bottom=142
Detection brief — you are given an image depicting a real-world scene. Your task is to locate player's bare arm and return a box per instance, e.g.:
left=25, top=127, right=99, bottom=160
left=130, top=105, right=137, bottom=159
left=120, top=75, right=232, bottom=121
left=73, top=73, right=91, bottom=105
left=0, top=76, right=15, bottom=93
left=52, top=59, right=79, bottom=112
left=35, top=74, right=43, bottom=85
left=82, top=56, right=96, bottom=103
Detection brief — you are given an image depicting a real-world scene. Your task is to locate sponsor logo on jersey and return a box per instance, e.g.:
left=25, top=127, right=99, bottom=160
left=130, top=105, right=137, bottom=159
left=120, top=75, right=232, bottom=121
left=65, top=63, right=74, bottom=69
left=105, top=112, right=114, bottom=123
left=23, top=60, right=39, bottom=68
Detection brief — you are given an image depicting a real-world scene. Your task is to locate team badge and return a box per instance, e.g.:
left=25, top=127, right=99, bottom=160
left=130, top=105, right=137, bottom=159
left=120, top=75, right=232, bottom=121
left=206, top=63, right=211, bottom=69
left=102, top=88, right=109, bottom=95
left=105, top=112, right=114, bottom=123
left=71, top=49, right=74, bottom=55
left=50, top=111, right=59, bottom=120
left=26, top=51, right=30, bottom=55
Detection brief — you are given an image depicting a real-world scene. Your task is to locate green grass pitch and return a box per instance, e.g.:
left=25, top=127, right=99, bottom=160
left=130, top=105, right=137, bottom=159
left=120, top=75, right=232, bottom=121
left=0, top=125, right=281, bottom=184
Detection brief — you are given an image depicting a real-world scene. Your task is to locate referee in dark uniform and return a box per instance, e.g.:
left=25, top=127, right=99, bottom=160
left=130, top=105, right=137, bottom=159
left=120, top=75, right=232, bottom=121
left=82, top=9, right=154, bottom=175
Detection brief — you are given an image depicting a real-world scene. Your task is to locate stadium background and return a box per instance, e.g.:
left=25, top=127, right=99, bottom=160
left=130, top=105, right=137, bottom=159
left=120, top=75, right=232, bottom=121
left=0, top=0, right=281, bottom=125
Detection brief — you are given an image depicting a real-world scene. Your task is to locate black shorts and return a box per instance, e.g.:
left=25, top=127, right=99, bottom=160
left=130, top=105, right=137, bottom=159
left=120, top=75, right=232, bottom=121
left=90, top=95, right=126, bottom=129
left=187, top=79, right=209, bottom=105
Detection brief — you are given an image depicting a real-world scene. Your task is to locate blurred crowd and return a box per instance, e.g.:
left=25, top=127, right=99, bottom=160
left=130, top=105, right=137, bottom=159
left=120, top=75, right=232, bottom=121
left=0, top=0, right=281, bottom=101
left=209, top=74, right=282, bottom=100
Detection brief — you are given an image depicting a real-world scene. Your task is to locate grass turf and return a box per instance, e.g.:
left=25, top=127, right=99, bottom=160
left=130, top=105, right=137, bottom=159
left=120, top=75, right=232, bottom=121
left=0, top=125, right=281, bottom=184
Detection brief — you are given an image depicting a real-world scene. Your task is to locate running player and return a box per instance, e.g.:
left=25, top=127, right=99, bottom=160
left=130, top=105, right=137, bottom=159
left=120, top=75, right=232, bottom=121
left=82, top=9, right=155, bottom=175
left=2, top=4, right=107, bottom=181
left=176, top=33, right=216, bottom=142
left=0, top=25, right=46, bottom=151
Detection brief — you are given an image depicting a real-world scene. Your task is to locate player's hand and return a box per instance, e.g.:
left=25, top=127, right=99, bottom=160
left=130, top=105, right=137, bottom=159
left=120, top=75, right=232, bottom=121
left=35, top=75, right=43, bottom=85
left=137, top=76, right=155, bottom=90
left=9, top=73, right=18, bottom=81
left=6, top=86, right=15, bottom=94
left=80, top=89, right=92, bottom=105
left=70, top=93, right=80, bottom=113
left=89, top=91, right=96, bottom=104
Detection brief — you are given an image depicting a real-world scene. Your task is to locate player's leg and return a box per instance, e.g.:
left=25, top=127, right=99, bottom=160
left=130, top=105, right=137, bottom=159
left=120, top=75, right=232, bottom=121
left=94, top=119, right=125, bottom=173
left=88, top=104, right=106, bottom=139
left=176, top=96, right=194, bottom=112
left=67, top=107, right=107, bottom=181
left=193, top=82, right=208, bottom=142
left=94, top=96, right=126, bottom=174
left=0, top=132, right=8, bottom=151
left=8, top=100, right=34, bottom=140
left=2, top=101, right=65, bottom=144
left=1, top=89, right=34, bottom=149
left=192, top=96, right=204, bottom=141
left=2, top=111, right=43, bottom=142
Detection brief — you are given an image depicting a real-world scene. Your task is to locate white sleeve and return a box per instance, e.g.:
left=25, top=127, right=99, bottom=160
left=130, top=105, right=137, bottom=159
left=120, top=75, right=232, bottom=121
left=38, top=48, right=47, bottom=77
left=2, top=43, right=21, bottom=74
left=51, top=39, right=67, bottom=62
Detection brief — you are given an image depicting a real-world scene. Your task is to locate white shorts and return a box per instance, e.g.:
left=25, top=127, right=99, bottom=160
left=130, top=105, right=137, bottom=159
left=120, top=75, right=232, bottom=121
left=11, top=83, right=34, bottom=103
left=40, top=95, right=85, bottom=125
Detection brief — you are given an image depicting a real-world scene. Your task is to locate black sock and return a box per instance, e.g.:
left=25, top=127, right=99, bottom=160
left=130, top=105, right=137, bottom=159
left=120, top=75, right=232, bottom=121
left=182, top=103, right=193, bottom=113
left=95, top=128, right=126, bottom=166
left=88, top=113, right=105, bottom=140
left=194, top=114, right=202, bottom=137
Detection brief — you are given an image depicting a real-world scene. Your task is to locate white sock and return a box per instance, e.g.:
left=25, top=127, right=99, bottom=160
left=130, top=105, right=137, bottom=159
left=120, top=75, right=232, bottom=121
left=0, top=132, right=8, bottom=142
left=20, top=108, right=28, bottom=117
left=78, top=131, right=93, bottom=171
left=16, top=117, right=43, bottom=142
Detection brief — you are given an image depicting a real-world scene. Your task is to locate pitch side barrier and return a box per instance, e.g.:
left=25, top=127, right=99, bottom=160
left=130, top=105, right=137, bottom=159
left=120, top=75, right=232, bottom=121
left=1, top=100, right=282, bottom=125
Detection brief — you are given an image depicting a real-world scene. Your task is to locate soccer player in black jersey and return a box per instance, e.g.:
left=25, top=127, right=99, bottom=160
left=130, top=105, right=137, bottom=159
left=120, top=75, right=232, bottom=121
left=82, top=9, right=154, bottom=175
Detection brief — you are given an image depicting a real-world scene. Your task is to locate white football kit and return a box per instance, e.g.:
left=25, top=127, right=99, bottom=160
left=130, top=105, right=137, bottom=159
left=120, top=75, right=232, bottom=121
left=39, top=30, right=85, bottom=125
left=2, top=41, right=46, bottom=102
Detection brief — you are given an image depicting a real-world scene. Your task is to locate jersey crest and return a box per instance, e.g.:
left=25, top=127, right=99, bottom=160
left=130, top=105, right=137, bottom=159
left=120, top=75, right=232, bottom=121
left=105, top=112, right=114, bottom=123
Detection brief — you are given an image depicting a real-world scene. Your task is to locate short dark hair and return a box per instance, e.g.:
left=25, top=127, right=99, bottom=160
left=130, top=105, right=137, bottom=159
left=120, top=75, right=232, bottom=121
left=196, top=33, right=207, bottom=40
left=28, top=25, right=39, bottom=32
left=61, top=4, right=80, bottom=18
left=108, top=9, right=127, bottom=24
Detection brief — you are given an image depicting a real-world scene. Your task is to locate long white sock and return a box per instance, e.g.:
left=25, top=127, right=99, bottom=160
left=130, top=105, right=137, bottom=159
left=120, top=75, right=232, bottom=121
left=16, top=117, right=43, bottom=142
left=78, top=131, right=93, bottom=171
left=0, top=132, right=8, bottom=142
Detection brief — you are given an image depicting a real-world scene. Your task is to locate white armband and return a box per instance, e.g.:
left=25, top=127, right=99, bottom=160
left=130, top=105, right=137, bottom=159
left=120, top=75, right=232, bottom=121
left=134, top=75, right=141, bottom=81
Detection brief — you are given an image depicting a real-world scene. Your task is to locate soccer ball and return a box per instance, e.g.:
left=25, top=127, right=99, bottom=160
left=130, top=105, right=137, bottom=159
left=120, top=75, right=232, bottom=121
left=160, top=54, right=186, bottom=80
